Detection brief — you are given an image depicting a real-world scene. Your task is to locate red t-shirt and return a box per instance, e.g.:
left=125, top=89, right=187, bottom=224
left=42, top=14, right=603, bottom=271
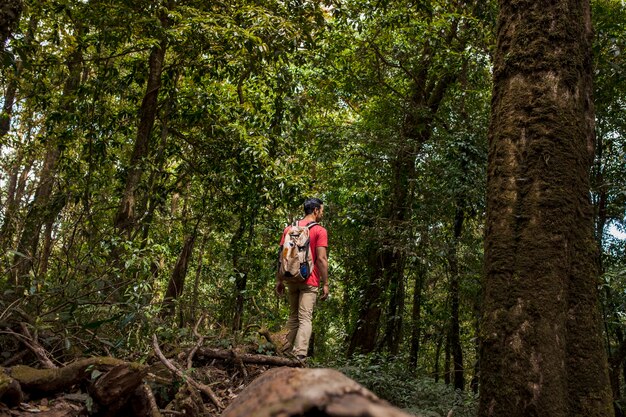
left=280, top=220, right=328, bottom=287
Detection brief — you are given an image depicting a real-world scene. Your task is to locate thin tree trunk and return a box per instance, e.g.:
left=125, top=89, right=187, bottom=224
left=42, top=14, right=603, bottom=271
left=114, top=39, right=167, bottom=235
left=479, top=1, right=613, bottom=415
left=114, top=2, right=173, bottom=235
left=0, top=144, right=33, bottom=252
left=409, top=261, right=425, bottom=368
left=231, top=214, right=254, bottom=332
left=190, top=233, right=208, bottom=325
left=161, top=230, right=197, bottom=318
left=449, top=204, right=465, bottom=391
left=138, top=73, right=177, bottom=247
left=11, top=149, right=59, bottom=288
left=433, top=335, right=443, bottom=383
left=12, top=133, right=73, bottom=289
left=0, top=155, right=20, bottom=250
left=444, top=332, right=451, bottom=386
left=10, top=36, right=82, bottom=290
left=471, top=288, right=481, bottom=395
left=38, top=219, right=54, bottom=276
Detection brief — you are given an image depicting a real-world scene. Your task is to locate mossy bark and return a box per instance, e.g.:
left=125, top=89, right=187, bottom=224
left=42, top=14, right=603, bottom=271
left=479, top=1, right=613, bottom=416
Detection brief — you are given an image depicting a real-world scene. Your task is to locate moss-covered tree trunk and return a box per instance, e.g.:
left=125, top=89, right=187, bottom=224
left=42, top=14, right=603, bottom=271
left=479, top=0, right=613, bottom=416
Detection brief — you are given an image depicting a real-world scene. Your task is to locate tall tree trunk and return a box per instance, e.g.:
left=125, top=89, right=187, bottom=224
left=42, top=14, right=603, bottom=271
left=114, top=39, right=167, bottom=235
left=0, top=145, right=33, bottom=252
left=347, top=21, right=459, bottom=353
left=348, top=248, right=393, bottom=355
left=138, top=72, right=177, bottom=247
left=384, top=256, right=405, bottom=355
left=190, top=233, right=208, bottom=325
left=231, top=213, right=256, bottom=332
left=448, top=204, right=465, bottom=391
left=348, top=144, right=414, bottom=356
left=114, top=2, right=173, bottom=235
left=11, top=43, right=81, bottom=290
left=478, top=1, right=613, bottom=416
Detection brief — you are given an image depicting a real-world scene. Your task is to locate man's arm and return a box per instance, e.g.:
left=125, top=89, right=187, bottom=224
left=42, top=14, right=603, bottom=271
left=316, top=246, right=329, bottom=300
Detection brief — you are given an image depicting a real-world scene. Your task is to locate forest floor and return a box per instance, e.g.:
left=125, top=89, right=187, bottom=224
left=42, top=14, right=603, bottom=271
left=3, top=362, right=284, bottom=417
left=0, top=327, right=302, bottom=417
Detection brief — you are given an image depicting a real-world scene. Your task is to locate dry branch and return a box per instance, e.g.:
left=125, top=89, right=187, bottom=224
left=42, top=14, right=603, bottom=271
left=221, top=367, right=419, bottom=417
left=1, top=323, right=57, bottom=369
left=187, top=314, right=206, bottom=370
left=152, top=334, right=224, bottom=411
left=195, top=347, right=302, bottom=367
left=141, top=383, right=163, bottom=417
left=20, top=322, right=57, bottom=369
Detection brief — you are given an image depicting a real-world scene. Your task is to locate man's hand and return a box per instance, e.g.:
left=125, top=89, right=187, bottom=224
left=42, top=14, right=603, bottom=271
left=275, top=281, right=285, bottom=296
left=321, top=283, right=330, bottom=301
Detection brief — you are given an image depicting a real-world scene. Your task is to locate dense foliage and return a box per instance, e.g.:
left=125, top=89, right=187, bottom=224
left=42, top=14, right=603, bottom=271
left=0, top=0, right=624, bottom=412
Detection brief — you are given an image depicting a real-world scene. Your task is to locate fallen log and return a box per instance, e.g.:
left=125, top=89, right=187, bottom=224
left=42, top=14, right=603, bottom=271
left=89, top=363, right=148, bottom=416
left=195, top=348, right=302, bottom=367
left=0, top=372, right=23, bottom=406
left=220, top=367, right=419, bottom=417
left=6, top=357, right=145, bottom=395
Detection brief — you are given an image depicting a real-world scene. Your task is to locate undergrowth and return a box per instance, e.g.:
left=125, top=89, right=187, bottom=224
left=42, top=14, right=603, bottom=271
left=319, top=354, right=478, bottom=417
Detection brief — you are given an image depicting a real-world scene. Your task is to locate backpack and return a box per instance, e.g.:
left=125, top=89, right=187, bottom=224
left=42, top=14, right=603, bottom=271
left=278, top=221, right=318, bottom=283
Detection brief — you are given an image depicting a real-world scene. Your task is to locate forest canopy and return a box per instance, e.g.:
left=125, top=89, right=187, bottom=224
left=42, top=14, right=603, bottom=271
left=0, top=0, right=625, bottom=415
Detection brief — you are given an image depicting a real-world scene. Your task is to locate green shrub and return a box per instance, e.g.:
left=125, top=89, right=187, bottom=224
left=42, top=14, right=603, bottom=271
left=322, top=354, right=477, bottom=417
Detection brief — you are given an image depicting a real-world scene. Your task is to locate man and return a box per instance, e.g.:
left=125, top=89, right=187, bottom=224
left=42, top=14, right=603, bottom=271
left=276, top=197, right=329, bottom=360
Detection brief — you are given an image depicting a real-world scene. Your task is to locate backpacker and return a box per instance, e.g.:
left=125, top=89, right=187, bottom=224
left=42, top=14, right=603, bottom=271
left=278, top=221, right=318, bottom=283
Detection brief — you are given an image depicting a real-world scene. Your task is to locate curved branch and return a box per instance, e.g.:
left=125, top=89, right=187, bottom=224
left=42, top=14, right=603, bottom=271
left=152, top=334, right=224, bottom=411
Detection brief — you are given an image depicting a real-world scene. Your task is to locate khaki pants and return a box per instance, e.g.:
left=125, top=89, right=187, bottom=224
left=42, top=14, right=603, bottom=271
left=286, top=282, right=318, bottom=356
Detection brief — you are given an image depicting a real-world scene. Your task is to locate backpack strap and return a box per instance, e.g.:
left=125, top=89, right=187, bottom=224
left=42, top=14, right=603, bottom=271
left=306, top=221, right=318, bottom=229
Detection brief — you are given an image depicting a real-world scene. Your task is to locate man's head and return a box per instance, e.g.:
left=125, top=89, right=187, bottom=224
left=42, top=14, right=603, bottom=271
left=304, top=197, right=324, bottom=221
